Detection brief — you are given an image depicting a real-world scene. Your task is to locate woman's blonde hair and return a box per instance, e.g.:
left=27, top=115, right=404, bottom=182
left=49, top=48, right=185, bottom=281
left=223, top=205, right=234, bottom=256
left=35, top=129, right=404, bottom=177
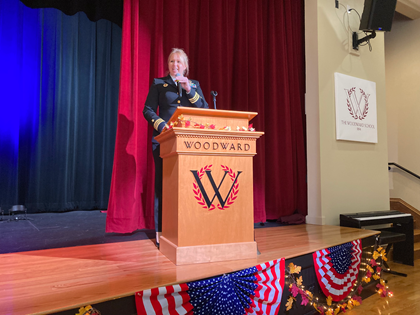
left=168, top=48, right=189, bottom=76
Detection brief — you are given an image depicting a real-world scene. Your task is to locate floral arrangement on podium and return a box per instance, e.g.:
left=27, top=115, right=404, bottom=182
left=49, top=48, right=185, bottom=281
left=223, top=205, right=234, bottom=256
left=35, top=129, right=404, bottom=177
left=163, top=114, right=255, bottom=132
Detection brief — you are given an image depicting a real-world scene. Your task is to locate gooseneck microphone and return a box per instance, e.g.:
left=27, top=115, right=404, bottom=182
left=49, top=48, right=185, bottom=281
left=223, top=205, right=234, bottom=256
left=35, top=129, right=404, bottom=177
left=210, top=91, right=218, bottom=110
left=176, top=73, right=182, bottom=97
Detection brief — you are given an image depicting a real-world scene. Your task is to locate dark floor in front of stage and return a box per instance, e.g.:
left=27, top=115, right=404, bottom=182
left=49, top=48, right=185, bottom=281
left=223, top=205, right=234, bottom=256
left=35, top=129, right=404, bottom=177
left=0, top=210, right=283, bottom=254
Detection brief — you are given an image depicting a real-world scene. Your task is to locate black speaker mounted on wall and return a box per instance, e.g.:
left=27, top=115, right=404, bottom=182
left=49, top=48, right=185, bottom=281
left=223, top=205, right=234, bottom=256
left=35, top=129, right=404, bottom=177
left=359, top=0, right=398, bottom=32
left=352, top=0, right=397, bottom=50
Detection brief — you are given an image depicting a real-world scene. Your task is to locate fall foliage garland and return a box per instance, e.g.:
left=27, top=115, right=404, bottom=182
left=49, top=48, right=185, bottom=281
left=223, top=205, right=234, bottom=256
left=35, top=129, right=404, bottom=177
left=285, top=245, right=392, bottom=315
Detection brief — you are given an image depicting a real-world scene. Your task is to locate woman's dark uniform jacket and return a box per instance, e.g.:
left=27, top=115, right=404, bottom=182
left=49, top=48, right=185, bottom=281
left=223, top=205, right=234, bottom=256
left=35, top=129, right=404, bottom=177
left=143, top=74, right=209, bottom=149
left=143, top=74, right=208, bottom=232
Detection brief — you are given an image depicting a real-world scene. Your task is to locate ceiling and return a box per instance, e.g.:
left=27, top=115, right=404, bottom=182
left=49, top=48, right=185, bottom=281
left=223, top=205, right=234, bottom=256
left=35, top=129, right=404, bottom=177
left=397, top=0, right=420, bottom=19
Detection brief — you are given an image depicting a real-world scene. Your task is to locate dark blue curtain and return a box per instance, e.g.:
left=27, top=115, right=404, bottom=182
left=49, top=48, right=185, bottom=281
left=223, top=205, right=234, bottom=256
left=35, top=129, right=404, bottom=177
left=0, top=0, right=121, bottom=212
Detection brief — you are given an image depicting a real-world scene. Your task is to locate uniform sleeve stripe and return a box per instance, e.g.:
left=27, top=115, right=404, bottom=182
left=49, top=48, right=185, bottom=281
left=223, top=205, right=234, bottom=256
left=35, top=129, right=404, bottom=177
left=189, top=92, right=200, bottom=104
left=154, top=118, right=165, bottom=130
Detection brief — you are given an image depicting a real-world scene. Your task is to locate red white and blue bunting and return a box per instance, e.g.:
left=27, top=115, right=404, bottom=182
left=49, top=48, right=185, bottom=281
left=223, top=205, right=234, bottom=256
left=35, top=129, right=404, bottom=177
left=313, top=239, right=362, bottom=302
left=135, top=258, right=285, bottom=315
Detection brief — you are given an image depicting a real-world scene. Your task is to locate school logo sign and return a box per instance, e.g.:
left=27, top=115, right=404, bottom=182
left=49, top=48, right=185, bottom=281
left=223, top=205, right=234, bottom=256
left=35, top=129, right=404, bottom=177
left=191, top=165, right=240, bottom=211
left=346, top=87, right=369, bottom=120
left=334, top=72, right=377, bottom=143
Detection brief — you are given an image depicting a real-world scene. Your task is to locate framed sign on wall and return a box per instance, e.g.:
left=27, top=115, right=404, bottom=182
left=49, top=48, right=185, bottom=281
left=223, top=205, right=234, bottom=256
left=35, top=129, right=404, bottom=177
left=334, top=72, right=377, bottom=143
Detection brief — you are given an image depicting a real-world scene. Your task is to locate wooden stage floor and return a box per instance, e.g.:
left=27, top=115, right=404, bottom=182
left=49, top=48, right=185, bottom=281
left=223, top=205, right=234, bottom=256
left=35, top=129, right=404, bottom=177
left=0, top=224, right=378, bottom=315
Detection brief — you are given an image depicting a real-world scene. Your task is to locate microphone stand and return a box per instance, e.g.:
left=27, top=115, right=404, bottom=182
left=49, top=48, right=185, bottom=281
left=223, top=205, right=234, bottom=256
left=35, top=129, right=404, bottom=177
left=210, top=91, right=218, bottom=110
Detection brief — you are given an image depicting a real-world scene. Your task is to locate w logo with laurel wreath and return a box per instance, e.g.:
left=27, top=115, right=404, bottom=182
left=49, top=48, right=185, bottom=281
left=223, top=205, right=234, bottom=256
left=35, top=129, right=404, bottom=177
left=191, top=165, right=241, bottom=211
left=345, top=87, right=370, bottom=120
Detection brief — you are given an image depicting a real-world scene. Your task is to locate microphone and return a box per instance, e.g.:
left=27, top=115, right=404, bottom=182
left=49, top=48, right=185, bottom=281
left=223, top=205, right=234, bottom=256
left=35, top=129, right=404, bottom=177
left=210, top=91, right=218, bottom=110
left=176, top=73, right=182, bottom=97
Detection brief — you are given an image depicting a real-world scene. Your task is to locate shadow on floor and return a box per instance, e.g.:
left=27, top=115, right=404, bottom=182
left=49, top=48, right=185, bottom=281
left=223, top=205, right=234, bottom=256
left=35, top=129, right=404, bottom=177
left=0, top=210, right=287, bottom=254
left=0, top=210, right=155, bottom=254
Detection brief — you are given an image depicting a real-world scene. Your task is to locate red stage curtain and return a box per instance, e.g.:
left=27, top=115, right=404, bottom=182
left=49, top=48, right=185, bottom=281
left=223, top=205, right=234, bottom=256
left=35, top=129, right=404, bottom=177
left=106, top=0, right=306, bottom=233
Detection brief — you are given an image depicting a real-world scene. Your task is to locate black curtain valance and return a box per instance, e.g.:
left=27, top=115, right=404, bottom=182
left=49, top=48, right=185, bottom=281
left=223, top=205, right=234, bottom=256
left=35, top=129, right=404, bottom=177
left=20, top=0, right=123, bottom=27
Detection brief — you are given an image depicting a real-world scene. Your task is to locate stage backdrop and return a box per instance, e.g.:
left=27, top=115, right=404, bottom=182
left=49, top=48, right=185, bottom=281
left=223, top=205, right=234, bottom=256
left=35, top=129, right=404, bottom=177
left=106, top=0, right=307, bottom=232
left=0, top=0, right=121, bottom=212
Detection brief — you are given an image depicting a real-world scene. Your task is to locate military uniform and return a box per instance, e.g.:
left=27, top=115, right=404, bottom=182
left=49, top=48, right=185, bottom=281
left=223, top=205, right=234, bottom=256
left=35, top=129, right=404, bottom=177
left=143, top=74, right=208, bottom=149
left=143, top=74, right=208, bottom=232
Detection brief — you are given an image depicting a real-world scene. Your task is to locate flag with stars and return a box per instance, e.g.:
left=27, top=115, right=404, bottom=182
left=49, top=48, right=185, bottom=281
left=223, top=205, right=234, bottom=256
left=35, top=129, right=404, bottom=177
left=312, top=239, right=362, bottom=302
left=135, top=258, right=285, bottom=315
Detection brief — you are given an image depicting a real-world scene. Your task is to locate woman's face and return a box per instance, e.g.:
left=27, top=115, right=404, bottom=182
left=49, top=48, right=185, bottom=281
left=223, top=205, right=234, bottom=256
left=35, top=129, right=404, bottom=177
left=168, top=53, right=186, bottom=77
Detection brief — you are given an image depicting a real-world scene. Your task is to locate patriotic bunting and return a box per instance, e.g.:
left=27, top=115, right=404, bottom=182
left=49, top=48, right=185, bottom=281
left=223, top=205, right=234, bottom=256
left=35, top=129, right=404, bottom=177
left=136, top=258, right=285, bottom=315
left=312, top=239, right=362, bottom=302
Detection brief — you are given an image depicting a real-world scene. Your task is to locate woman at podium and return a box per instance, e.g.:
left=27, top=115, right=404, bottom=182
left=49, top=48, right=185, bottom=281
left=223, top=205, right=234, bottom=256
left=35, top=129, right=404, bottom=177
left=143, top=48, right=208, bottom=246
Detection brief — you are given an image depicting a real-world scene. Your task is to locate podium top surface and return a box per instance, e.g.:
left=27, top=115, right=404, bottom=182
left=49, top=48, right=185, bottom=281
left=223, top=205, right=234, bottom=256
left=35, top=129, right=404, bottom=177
left=169, top=107, right=258, bottom=122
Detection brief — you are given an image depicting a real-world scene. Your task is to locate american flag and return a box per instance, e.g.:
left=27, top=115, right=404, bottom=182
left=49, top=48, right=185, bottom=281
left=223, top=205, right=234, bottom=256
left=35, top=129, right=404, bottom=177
left=135, top=258, right=285, bottom=315
left=312, top=239, right=362, bottom=302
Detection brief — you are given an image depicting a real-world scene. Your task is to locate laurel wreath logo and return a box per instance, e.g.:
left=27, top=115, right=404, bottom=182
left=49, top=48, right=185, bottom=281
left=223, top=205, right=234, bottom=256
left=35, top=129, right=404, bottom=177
left=192, top=164, right=239, bottom=211
left=217, top=165, right=239, bottom=210
left=346, top=87, right=356, bottom=119
left=346, top=87, right=369, bottom=121
left=193, top=165, right=215, bottom=210
left=360, top=89, right=369, bottom=120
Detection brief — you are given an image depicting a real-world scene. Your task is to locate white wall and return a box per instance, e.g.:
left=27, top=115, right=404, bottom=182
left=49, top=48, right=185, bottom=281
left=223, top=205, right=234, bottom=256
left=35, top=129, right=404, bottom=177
left=306, top=0, right=390, bottom=226
left=386, top=14, right=420, bottom=209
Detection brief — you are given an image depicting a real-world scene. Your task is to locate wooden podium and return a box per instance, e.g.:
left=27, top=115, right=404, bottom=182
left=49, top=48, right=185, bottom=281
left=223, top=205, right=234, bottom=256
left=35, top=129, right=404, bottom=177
left=155, top=108, right=264, bottom=265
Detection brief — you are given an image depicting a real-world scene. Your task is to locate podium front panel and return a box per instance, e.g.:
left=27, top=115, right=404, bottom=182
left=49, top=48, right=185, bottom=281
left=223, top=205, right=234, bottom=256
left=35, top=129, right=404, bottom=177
left=162, top=154, right=254, bottom=247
